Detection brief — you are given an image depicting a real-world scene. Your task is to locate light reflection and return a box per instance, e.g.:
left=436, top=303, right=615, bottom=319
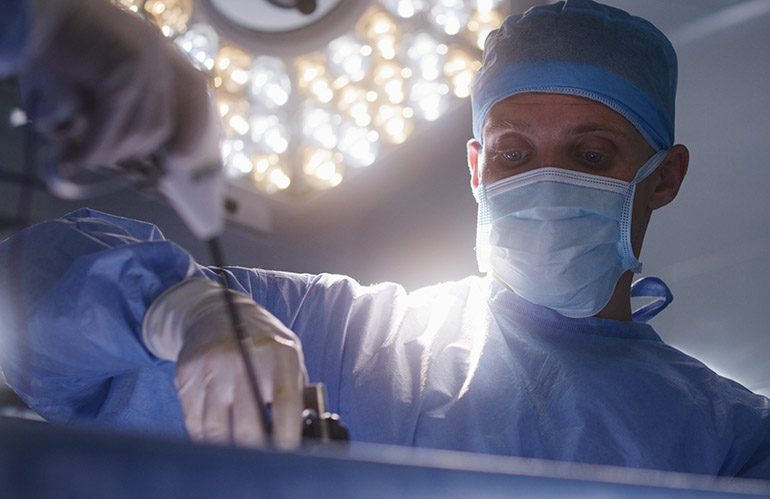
left=302, top=105, right=341, bottom=149
left=359, top=10, right=399, bottom=60
left=381, top=0, right=427, bottom=19
left=405, top=33, right=447, bottom=81
left=373, top=61, right=406, bottom=104
left=328, top=36, right=372, bottom=83
left=248, top=56, right=292, bottom=109
left=143, top=0, right=192, bottom=36
left=444, top=47, right=481, bottom=98
left=215, top=94, right=251, bottom=137
left=221, top=138, right=253, bottom=179
left=409, top=79, right=450, bottom=121
left=428, top=0, right=472, bottom=36
left=296, top=55, right=335, bottom=103
left=267, top=167, right=292, bottom=192
left=338, top=123, right=379, bottom=167
left=250, top=114, right=290, bottom=154
left=174, top=23, right=219, bottom=71
left=303, top=148, right=344, bottom=188
left=375, top=104, right=413, bottom=144
left=214, top=46, right=253, bottom=94
left=467, top=8, right=504, bottom=50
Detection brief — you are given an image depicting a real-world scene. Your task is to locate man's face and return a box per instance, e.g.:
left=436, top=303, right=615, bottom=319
left=468, top=92, right=661, bottom=261
left=472, top=92, right=655, bottom=186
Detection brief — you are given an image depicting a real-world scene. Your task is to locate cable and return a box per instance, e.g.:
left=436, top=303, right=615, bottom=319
left=207, top=237, right=271, bottom=438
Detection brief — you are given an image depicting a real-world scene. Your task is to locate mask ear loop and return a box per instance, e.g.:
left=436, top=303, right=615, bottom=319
left=475, top=182, right=492, bottom=273
left=631, top=276, right=673, bottom=323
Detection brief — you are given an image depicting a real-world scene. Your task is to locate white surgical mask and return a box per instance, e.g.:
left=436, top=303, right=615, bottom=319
left=476, top=150, right=668, bottom=318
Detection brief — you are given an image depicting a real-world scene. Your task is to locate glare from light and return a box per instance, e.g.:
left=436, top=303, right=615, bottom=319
left=429, top=0, right=472, bottom=36
left=360, top=10, right=399, bottom=60
left=296, top=56, right=335, bottom=103
left=229, top=114, right=249, bottom=136
left=444, top=47, right=480, bottom=98
left=215, top=94, right=251, bottom=136
left=112, top=0, right=142, bottom=13
left=381, top=0, right=427, bottom=19
left=328, top=36, right=372, bottom=82
left=303, top=148, right=341, bottom=186
left=406, top=33, right=447, bottom=81
left=475, top=0, right=502, bottom=14
left=215, top=46, right=253, bottom=93
left=338, top=123, right=379, bottom=167
left=8, top=108, right=27, bottom=127
left=268, top=168, right=291, bottom=191
left=143, top=0, right=192, bottom=37
left=221, top=139, right=253, bottom=179
left=373, top=61, right=406, bottom=104
left=250, top=114, right=290, bottom=154
left=174, top=23, right=219, bottom=71
left=409, top=79, right=450, bottom=121
left=248, top=56, right=291, bottom=109
left=252, top=154, right=274, bottom=177
left=467, top=8, right=504, bottom=49
left=375, top=104, right=413, bottom=144
left=302, top=105, right=340, bottom=149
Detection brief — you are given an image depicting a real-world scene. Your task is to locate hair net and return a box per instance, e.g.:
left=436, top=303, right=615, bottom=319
left=471, top=0, right=677, bottom=151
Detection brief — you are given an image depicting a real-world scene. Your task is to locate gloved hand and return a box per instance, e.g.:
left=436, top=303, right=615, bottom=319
left=19, top=0, right=219, bottom=181
left=143, top=278, right=308, bottom=450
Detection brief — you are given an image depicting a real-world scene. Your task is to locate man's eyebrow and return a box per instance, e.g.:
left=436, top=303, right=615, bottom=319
left=567, top=123, right=634, bottom=141
left=483, top=119, right=533, bottom=135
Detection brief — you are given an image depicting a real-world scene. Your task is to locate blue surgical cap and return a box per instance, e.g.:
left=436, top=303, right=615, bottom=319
left=471, top=0, right=677, bottom=151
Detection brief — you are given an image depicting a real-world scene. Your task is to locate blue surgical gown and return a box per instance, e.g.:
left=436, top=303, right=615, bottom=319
left=0, top=208, right=769, bottom=478
left=0, top=0, right=27, bottom=76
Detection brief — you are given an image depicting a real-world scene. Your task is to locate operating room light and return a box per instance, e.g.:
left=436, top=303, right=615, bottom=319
left=104, top=0, right=507, bottom=199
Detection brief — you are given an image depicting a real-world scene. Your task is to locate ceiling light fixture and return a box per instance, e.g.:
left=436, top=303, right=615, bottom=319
left=109, top=0, right=508, bottom=200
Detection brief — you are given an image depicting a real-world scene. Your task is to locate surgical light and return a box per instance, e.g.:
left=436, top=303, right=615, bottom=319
left=104, top=0, right=509, bottom=201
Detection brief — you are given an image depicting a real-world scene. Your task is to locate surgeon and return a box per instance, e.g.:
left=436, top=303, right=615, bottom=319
left=1, top=0, right=769, bottom=477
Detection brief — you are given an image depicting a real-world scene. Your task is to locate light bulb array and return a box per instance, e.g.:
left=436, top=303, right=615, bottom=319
left=111, top=0, right=504, bottom=199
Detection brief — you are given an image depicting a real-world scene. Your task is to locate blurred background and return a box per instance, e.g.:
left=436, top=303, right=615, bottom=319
left=0, top=0, right=768, bottom=422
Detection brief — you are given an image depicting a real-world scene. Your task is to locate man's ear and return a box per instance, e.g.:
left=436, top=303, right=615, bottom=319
left=467, top=139, right=481, bottom=191
left=648, top=144, right=689, bottom=210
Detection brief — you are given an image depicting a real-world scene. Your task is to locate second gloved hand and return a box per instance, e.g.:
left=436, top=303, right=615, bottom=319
left=20, top=0, right=220, bottom=180
left=143, top=278, right=308, bottom=450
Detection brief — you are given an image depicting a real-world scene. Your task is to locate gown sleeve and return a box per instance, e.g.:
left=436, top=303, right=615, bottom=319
left=0, top=0, right=28, bottom=76
left=0, top=208, right=208, bottom=429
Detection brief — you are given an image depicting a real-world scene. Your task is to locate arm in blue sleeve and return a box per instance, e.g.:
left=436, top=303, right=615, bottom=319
left=0, top=208, right=207, bottom=420
left=0, top=0, right=27, bottom=76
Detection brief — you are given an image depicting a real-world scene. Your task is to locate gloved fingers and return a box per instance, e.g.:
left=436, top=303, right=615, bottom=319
left=265, top=342, right=305, bottom=451
left=232, top=366, right=267, bottom=448
left=20, top=0, right=183, bottom=170
left=175, top=359, right=206, bottom=441
left=69, top=47, right=173, bottom=168
left=201, top=362, right=235, bottom=445
left=18, top=63, right=85, bottom=141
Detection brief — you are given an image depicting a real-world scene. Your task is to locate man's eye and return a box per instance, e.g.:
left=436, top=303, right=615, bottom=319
left=583, top=151, right=604, bottom=164
left=503, top=150, right=524, bottom=162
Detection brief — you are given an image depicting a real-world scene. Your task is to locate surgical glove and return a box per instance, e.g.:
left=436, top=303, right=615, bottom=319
left=19, top=0, right=219, bottom=180
left=143, top=278, right=308, bottom=450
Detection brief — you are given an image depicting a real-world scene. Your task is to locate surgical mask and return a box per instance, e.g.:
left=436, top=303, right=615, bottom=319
left=476, top=150, right=668, bottom=318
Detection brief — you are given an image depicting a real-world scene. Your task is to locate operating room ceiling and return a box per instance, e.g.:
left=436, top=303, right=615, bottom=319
left=0, top=0, right=769, bottom=398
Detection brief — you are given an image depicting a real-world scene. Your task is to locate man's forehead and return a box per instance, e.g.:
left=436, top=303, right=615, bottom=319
left=483, top=92, right=642, bottom=141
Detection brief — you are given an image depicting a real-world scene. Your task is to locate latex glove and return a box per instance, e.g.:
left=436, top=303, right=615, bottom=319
left=143, top=278, right=308, bottom=450
left=19, top=0, right=219, bottom=179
